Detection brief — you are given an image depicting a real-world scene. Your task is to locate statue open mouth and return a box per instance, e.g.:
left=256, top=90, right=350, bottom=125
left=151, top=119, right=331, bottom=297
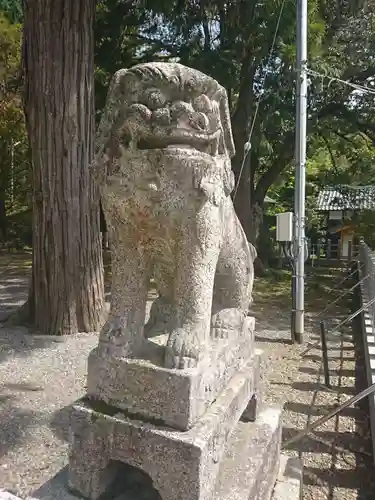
left=137, top=128, right=221, bottom=156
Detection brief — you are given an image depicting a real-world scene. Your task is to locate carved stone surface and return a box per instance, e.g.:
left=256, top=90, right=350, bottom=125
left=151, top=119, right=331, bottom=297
left=26, top=414, right=299, bottom=500
left=68, top=354, right=261, bottom=500
left=272, top=455, right=303, bottom=500
left=241, top=347, right=266, bottom=423
left=93, top=62, right=256, bottom=370
left=0, top=492, right=21, bottom=500
left=87, top=316, right=255, bottom=430
left=214, top=407, right=282, bottom=500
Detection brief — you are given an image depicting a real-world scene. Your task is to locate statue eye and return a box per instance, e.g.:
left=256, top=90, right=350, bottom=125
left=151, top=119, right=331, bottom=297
left=127, top=103, right=152, bottom=121
left=143, top=88, right=167, bottom=110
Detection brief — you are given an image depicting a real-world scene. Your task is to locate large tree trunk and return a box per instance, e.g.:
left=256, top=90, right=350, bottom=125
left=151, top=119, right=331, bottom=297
left=230, top=56, right=257, bottom=242
left=23, top=0, right=105, bottom=334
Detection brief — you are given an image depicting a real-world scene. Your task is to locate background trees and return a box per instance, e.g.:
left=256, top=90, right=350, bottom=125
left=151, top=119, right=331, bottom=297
left=1, top=0, right=375, bottom=317
left=0, top=11, right=29, bottom=243
left=92, top=0, right=375, bottom=247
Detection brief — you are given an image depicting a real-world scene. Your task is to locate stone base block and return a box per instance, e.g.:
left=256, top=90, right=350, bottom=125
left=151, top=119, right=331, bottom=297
left=87, top=316, right=255, bottom=430
left=241, top=347, right=265, bottom=422
left=272, top=455, right=303, bottom=500
left=69, top=352, right=261, bottom=500
left=22, top=405, right=282, bottom=500
left=215, top=407, right=282, bottom=500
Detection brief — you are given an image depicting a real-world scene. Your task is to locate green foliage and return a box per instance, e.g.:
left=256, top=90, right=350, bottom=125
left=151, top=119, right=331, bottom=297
left=95, top=1, right=148, bottom=118
left=1, top=0, right=373, bottom=248
left=357, top=210, right=375, bottom=247
left=0, top=9, right=20, bottom=85
left=0, top=0, right=22, bottom=23
left=94, top=4, right=374, bottom=185
left=0, top=11, right=30, bottom=234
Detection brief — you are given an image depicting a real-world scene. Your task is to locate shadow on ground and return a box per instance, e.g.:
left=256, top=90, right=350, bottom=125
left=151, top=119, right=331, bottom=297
left=255, top=264, right=374, bottom=499
left=49, top=404, right=73, bottom=444
left=0, top=273, right=29, bottom=322
left=0, top=392, right=45, bottom=457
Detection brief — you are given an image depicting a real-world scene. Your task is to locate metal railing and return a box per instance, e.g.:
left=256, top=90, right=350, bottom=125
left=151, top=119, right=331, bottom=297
left=283, top=382, right=375, bottom=447
left=285, top=242, right=375, bottom=457
left=359, top=242, right=375, bottom=327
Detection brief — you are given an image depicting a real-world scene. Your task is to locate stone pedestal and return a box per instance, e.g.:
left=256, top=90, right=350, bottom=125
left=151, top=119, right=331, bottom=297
left=67, top=315, right=290, bottom=500
left=87, top=317, right=255, bottom=430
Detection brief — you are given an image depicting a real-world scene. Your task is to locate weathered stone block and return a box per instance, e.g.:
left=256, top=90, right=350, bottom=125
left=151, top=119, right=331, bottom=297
left=272, top=455, right=303, bottom=500
left=214, top=407, right=282, bottom=500
left=87, top=316, right=255, bottom=430
left=241, top=347, right=265, bottom=422
left=69, top=353, right=260, bottom=500
left=0, top=491, right=22, bottom=500
left=26, top=403, right=282, bottom=500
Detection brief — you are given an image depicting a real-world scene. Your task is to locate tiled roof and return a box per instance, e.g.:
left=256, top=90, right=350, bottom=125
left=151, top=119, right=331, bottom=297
left=316, top=185, right=375, bottom=211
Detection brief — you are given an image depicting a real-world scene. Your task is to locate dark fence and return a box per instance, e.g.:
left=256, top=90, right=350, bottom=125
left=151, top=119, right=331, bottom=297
left=308, top=240, right=359, bottom=263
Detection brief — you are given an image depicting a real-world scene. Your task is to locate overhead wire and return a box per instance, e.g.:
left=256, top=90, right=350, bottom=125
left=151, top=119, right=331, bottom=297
left=233, top=4, right=375, bottom=202
left=306, top=68, right=375, bottom=96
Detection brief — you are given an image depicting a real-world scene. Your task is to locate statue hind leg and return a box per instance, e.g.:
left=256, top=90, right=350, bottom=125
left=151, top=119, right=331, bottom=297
left=144, top=260, right=176, bottom=338
left=211, top=201, right=255, bottom=339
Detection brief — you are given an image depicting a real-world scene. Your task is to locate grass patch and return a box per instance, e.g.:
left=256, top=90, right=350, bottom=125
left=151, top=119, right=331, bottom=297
left=254, top=266, right=351, bottom=314
left=254, top=269, right=292, bottom=308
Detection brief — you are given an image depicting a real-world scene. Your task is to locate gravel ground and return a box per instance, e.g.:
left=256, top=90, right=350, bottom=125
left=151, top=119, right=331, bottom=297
left=0, top=256, right=373, bottom=499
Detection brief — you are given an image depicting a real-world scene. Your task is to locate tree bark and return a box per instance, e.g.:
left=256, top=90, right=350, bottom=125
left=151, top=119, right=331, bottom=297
left=23, top=0, right=105, bottom=334
left=230, top=54, right=257, bottom=242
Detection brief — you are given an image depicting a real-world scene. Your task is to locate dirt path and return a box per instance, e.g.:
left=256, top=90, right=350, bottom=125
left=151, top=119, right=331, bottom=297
left=0, top=252, right=30, bottom=322
left=0, top=255, right=373, bottom=499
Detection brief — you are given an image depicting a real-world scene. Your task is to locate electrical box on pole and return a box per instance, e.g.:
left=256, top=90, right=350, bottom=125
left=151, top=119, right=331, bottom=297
left=276, top=212, right=293, bottom=242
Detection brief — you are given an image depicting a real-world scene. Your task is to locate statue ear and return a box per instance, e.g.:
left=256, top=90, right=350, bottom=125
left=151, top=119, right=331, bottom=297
left=96, top=69, right=128, bottom=148
left=94, top=69, right=131, bottom=167
left=217, top=88, right=235, bottom=158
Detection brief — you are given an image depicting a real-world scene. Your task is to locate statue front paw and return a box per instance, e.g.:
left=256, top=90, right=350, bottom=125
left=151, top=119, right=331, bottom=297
left=164, top=327, right=207, bottom=369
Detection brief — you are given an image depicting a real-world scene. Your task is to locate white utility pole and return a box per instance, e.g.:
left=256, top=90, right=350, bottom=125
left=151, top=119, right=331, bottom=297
left=293, top=0, right=308, bottom=343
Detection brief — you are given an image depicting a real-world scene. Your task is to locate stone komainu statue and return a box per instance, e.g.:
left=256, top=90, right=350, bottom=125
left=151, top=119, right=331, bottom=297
left=94, top=62, right=256, bottom=369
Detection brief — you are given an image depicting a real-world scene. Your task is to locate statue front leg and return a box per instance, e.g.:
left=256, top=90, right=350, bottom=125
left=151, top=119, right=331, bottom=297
left=98, top=227, right=150, bottom=359
left=165, top=205, right=221, bottom=369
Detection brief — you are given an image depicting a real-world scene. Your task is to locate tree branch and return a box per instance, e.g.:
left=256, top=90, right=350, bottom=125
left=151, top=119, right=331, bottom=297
left=319, top=132, right=339, bottom=176
left=343, top=67, right=375, bottom=83
left=127, top=33, right=179, bottom=55
left=318, top=102, right=375, bottom=142
left=254, top=157, right=292, bottom=204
